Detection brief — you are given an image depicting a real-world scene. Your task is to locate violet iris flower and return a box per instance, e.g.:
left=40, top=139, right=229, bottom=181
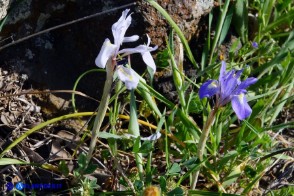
left=252, top=42, right=258, bottom=48
left=95, top=9, right=157, bottom=90
left=199, top=61, right=257, bottom=120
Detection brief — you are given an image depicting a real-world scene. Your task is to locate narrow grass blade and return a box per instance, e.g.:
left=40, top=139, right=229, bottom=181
left=0, top=158, right=28, bottom=165
left=188, top=190, right=240, bottom=196
left=209, top=0, right=230, bottom=64
left=72, top=69, right=104, bottom=112
left=0, top=112, right=94, bottom=158
left=233, top=0, right=248, bottom=43
left=219, top=6, right=233, bottom=45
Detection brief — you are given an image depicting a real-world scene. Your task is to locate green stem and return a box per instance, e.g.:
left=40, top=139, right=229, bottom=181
left=191, top=107, right=218, bottom=189
left=129, top=90, right=144, bottom=180
left=86, top=61, right=114, bottom=165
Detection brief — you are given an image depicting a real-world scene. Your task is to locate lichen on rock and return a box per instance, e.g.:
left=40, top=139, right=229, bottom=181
left=136, top=0, right=214, bottom=48
left=0, top=0, right=11, bottom=20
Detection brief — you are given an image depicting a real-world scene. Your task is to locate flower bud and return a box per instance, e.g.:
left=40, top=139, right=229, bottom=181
left=172, top=66, right=183, bottom=90
left=143, top=186, right=161, bottom=196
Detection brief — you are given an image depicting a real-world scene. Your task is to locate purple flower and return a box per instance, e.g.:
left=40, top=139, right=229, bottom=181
left=199, top=61, right=257, bottom=120
left=252, top=42, right=258, bottom=48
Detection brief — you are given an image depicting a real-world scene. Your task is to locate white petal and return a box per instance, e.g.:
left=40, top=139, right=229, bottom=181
left=112, top=9, right=132, bottom=46
left=118, top=45, right=157, bottom=56
left=146, top=34, right=151, bottom=46
left=142, top=51, right=156, bottom=74
left=95, top=39, right=116, bottom=68
left=123, top=35, right=139, bottom=43
left=118, top=45, right=146, bottom=55
left=116, top=65, right=139, bottom=90
left=141, top=132, right=161, bottom=141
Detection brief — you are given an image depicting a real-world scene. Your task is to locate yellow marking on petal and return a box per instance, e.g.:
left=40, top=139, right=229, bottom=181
left=238, top=94, right=244, bottom=103
left=208, top=81, right=218, bottom=88
left=118, top=66, right=133, bottom=81
left=106, top=40, right=113, bottom=46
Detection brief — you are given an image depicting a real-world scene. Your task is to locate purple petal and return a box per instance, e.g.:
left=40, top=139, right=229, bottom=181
left=239, top=77, right=258, bottom=89
left=235, top=69, right=243, bottom=79
left=219, top=61, right=227, bottom=81
left=220, top=72, right=238, bottom=103
left=231, top=93, right=252, bottom=120
left=199, top=80, right=219, bottom=99
left=234, top=77, right=258, bottom=95
left=252, top=42, right=258, bottom=48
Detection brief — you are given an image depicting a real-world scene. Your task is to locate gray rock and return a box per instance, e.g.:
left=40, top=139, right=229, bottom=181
left=0, top=0, right=213, bottom=110
left=0, top=0, right=11, bottom=20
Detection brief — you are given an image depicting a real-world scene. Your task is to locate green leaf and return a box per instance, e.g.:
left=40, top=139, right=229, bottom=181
left=219, top=6, right=234, bottom=45
left=222, top=161, right=246, bottom=188
left=133, top=137, right=141, bottom=153
left=0, top=15, right=8, bottom=33
left=273, top=154, right=294, bottom=160
left=233, top=0, right=248, bottom=43
left=262, top=9, right=294, bottom=33
left=188, top=190, right=240, bottom=196
left=84, top=163, right=98, bottom=174
left=72, top=69, right=103, bottom=112
left=167, top=187, right=184, bottom=196
left=254, top=29, right=294, bottom=75
left=155, top=49, right=170, bottom=68
left=188, top=94, right=203, bottom=114
left=129, top=90, right=140, bottom=137
left=244, top=165, right=257, bottom=179
left=0, top=158, right=28, bottom=165
left=58, top=160, right=70, bottom=176
left=229, top=38, right=241, bottom=59
left=279, top=53, right=294, bottom=85
left=216, top=151, right=238, bottom=172
left=209, top=0, right=230, bottom=64
left=138, top=141, right=153, bottom=154
left=166, top=163, right=181, bottom=175
left=78, top=153, right=87, bottom=170
left=182, top=157, right=198, bottom=169
left=98, top=132, right=123, bottom=139
left=0, top=112, right=99, bottom=158
left=159, top=176, right=167, bottom=193
left=134, top=180, right=144, bottom=191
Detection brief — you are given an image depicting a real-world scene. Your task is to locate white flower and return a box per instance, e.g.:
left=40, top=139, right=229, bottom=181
left=118, top=35, right=158, bottom=74
left=95, top=39, right=117, bottom=68
left=140, top=132, right=161, bottom=141
left=94, top=9, right=157, bottom=90
left=116, top=65, right=139, bottom=90
left=123, top=132, right=162, bottom=141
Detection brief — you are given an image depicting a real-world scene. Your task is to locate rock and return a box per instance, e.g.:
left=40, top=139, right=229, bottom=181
left=0, top=0, right=11, bottom=20
left=137, top=0, right=214, bottom=48
left=0, top=0, right=213, bottom=110
left=0, top=1, right=136, bottom=105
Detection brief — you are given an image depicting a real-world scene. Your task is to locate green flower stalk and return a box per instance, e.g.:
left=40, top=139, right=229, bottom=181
left=129, top=90, right=144, bottom=179
left=86, top=60, right=114, bottom=164
left=86, top=9, right=157, bottom=166
left=191, top=107, right=217, bottom=189
left=192, top=61, right=257, bottom=189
